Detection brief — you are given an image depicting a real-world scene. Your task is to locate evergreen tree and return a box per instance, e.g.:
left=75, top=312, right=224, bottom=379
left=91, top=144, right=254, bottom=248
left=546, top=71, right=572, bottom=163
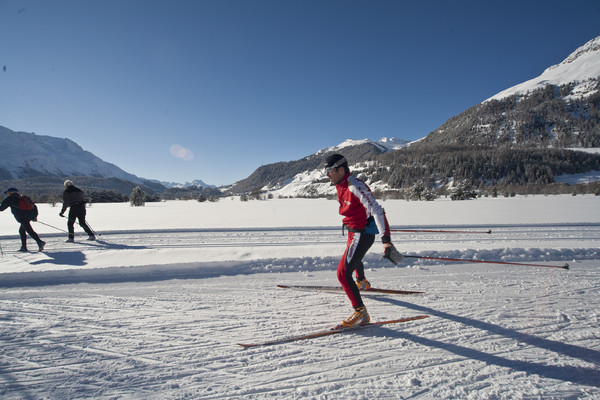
left=130, top=186, right=146, bottom=207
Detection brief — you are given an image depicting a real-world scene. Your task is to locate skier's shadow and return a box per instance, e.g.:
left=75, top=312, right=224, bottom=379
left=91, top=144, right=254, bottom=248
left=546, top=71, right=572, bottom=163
left=368, top=297, right=600, bottom=387
left=76, top=239, right=148, bottom=251
left=27, top=241, right=147, bottom=266
left=30, top=251, right=87, bottom=266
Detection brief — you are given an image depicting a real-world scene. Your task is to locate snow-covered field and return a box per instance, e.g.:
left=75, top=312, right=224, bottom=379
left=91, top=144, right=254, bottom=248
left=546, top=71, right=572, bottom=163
left=1, top=196, right=599, bottom=399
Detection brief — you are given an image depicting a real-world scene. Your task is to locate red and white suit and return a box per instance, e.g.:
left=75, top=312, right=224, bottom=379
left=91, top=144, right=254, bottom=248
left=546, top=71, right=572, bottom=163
left=335, top=172, right=391, bottom=308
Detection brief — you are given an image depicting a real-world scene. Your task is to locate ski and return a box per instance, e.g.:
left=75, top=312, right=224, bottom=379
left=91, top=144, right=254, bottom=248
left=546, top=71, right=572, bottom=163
left=238, top=315, right=429, bottom=348
left=277, top=284, right=425, bottom=295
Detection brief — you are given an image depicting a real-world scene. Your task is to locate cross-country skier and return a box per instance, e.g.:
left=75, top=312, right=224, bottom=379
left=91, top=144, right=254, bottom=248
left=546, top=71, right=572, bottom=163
left=59, top=180, right=95, bottom=242
left=0, top=188, right=45, bottom=252
left=324, top=154, right=403, bottom=327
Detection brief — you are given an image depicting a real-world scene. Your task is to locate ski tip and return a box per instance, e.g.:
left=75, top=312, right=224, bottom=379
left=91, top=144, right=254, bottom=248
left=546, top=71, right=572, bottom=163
left=276, top=284, right=290, bottom=289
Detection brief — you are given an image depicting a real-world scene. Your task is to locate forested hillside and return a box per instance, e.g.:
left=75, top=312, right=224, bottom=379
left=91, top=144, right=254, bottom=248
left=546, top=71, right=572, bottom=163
left=422, top=80, right=599, bottom=148
left=375, top=144, right=600, bottom=191
left=228, top=80, right=600, bottom=197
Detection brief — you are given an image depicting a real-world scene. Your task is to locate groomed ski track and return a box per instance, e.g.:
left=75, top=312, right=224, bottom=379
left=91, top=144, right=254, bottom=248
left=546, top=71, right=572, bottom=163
left=1, top=209, right=599, bottom=398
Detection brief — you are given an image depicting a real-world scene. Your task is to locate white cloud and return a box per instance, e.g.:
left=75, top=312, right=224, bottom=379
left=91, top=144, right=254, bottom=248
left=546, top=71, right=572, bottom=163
left=169, top=144, right=194, bottom=161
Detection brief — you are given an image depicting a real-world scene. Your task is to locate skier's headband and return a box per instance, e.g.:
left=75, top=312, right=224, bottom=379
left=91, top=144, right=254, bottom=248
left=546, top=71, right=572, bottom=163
left=324, top=157, right=347, bottom=173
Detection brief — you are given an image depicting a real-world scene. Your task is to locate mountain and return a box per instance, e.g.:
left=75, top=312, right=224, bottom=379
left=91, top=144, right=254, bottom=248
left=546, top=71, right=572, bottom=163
left=421, top=36, right=600, bottom=149
left=4, top=36, right=599, bottom=199
left=0, top=125, right=166, bottom=195
left=1, top=125, right=143, bottom=181
left=225, top=138, right=412, bottom=195
left=231, top=36, right=600, bottom=197
left=158, top=179, right=216, bottom=189
left=1, top=126, right=219, bottom=194
left=317, top=137, right=411, bottom=154
left=373, top=36, right=600, bottom=194
left=488, top=36, right=600, bottom=101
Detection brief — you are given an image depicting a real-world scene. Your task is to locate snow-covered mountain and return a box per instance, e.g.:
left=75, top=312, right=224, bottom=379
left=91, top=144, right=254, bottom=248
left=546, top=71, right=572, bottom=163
left=159, top=179, right=216, bottom=189
left=0, top=126, right=216, bottom=191
left=488, top=36, right=600, bottom=101
left=0, top=125, right=144, bottom=183
left=4, top=37, right=598, bottom=198
left=254, top=37, right=600, bottom=196
left=228, top=137, right=413, bottom=197
left=317, top=137, right=412, bottom=154
left=420, top=35, right=600, bottom=151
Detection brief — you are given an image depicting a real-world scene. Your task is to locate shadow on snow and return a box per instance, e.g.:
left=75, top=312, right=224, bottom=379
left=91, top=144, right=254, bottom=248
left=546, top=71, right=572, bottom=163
left=369, top=297, right=600, bottom=388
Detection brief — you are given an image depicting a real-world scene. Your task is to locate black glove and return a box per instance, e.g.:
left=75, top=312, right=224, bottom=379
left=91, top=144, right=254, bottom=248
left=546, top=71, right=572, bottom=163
left=382, top=242, right=403, bottom=265
left=59, top=213, right=64, bottom=217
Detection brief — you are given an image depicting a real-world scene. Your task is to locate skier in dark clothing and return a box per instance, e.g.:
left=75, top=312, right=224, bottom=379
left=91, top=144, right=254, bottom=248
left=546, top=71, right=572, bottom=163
left=59, top=180, right=95, bottom=242
left=0, top=188, right=45, bottom=252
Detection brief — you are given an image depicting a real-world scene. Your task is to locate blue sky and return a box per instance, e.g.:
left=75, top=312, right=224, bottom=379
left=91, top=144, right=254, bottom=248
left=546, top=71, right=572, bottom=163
left=1, top=1, right=599, bottom=186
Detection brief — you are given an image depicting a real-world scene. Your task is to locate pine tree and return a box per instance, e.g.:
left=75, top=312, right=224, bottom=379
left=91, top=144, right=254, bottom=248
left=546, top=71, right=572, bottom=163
left=130, top=186, right=146, bottom=207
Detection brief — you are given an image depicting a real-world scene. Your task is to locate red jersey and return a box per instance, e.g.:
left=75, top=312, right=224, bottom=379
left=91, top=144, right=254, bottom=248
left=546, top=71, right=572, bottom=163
left=335, top=173, right=390, bottom=240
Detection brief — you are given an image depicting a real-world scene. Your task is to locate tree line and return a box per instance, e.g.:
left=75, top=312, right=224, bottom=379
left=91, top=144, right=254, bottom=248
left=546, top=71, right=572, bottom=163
left=372, top=144, right=600, bottom=190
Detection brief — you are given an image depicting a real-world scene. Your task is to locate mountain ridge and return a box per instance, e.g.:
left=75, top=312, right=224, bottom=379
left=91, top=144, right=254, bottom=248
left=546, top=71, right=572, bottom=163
left=0, top=125, right=168, bottom=195
left=224, top=137, right=411, bottom=195
left=488, top=36, right=600, bottom=101
left=1, top=125, right=144, bottom=183
left=2, top=36, right=599, bottom=198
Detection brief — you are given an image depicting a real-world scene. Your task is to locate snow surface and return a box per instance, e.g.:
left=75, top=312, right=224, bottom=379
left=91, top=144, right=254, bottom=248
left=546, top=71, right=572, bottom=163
left=1, top=196, right=599, bottom=399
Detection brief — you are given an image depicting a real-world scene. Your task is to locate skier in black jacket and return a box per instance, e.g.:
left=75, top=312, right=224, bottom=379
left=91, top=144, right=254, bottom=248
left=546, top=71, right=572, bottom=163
left=59, top=180, right=95, bottom=242
left=0, top=188, right=45, bottom=252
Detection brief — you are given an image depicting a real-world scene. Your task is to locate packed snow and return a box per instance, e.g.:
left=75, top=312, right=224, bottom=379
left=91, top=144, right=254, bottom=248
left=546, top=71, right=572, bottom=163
left=0, top=195, right=599, bottom=399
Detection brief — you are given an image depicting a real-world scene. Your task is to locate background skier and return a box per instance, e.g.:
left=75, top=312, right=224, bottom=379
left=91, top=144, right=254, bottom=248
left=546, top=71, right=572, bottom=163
left=0, top=188, right=45, bottom=252
left=59, top=180, right=95, bottom=242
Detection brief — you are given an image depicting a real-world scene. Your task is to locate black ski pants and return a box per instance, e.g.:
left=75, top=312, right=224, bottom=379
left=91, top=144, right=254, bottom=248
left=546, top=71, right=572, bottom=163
left=67, top=205, right=94, bottom=239
left=19, top=220, right=42, bottom=249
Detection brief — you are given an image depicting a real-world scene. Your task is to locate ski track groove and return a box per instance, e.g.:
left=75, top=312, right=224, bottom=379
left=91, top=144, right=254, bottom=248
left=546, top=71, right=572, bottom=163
left=12, top=224, right=599, bottom=252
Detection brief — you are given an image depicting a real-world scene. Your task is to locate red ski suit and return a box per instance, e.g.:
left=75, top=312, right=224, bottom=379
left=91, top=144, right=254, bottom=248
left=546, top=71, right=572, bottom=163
left=335, top=173, right=391, bottom=308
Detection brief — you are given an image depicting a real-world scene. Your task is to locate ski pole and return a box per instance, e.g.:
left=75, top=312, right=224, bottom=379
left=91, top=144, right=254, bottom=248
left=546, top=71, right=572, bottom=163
left=85, top=221, right=101, bottom=237
left=63, top=216, right=101, bottom=237
left=392, top=229, right=492, bottom=234
left=403, top=254, right=569, bottom=269
left=35, top=220, right=69, bottom=233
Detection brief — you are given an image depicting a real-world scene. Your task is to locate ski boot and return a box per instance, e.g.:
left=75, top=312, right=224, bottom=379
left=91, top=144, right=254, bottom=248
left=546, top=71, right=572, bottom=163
left=356, top=278, right=371, bottom=290
left=340, top=306, right=370, bottom=328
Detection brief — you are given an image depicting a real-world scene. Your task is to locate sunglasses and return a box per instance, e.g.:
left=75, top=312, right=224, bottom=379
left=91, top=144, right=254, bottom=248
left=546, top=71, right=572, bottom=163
left=324, top=157, right=347, bottom=173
